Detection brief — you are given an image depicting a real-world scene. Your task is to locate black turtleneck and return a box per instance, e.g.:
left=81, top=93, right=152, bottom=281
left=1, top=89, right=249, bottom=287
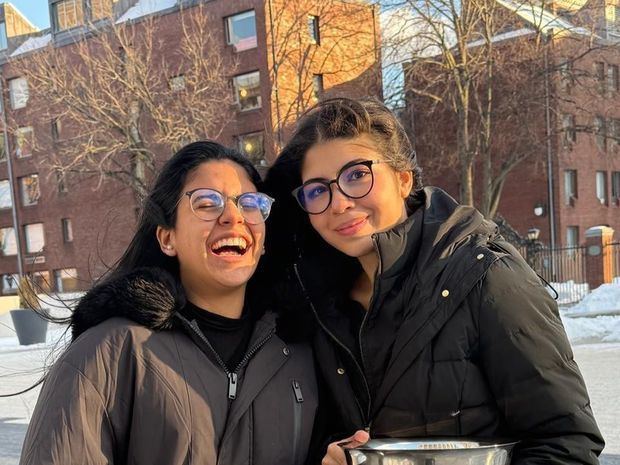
left=180, top=301, right=255, bottom=372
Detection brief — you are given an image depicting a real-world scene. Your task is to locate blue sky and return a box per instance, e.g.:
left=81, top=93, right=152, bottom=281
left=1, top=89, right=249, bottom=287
left=8, top=1, right=50, bottom=30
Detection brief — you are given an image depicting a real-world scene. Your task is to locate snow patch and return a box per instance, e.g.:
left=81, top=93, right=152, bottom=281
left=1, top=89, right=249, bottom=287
left=117, top=0, right=178, bottom=23
left=561, top=314, right=620, bottom=344
left=10, top=34, right=52, bottom=57
left=564, top=282, right=620, bottom=315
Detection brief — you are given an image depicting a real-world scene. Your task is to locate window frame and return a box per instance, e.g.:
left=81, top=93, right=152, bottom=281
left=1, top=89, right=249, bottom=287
left=225, top=10, right=257, bottom=52
left=595, top=171, right=608, bottom=205
left=564, top=169, right=578, bottom=205
left=308, top=15, right=320, bottom=45
left=8, top=77, right=29, bottom=110
left=24, top=223, right=46, bottom=254
left=232, top=71, right=262, bottom=111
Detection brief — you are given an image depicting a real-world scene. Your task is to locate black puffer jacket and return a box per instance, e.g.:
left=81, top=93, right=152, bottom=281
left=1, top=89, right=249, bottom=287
left=289, top=188, right=603, bottom=465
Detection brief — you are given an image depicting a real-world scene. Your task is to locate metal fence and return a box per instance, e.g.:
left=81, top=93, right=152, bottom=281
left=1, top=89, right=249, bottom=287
left=523, top=245, right=589, bottom=305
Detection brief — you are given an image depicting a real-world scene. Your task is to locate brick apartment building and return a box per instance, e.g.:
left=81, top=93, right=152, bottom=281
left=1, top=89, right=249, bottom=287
left=404, top=0, right=620, bottom=249
left=0, top=0, right=380, bottom=295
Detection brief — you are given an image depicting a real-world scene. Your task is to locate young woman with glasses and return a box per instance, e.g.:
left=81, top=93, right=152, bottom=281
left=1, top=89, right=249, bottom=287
left=19, top=141, right=318, bottom=465
left=263, top=98, right=603, bottom=465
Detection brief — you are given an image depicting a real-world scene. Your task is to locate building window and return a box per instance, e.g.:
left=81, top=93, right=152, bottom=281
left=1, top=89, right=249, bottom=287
left=559, top=60, right=573, bottom=92
left=51, top=118, right=62, bottom=141
left=608, top=64, right=620, bottom=94
left=594, top=116, right=607, bottom=151
left=312, top=74, right=324, bottom=101
left=20, top=174, right=40, bottom=206
left=566, top=226, right=579, bottom=247
left=594, top=62, right=605, bottom=94
left=0, top=22, right=7, bottom=50
left=225, top=10, right=257, bottom=52
left=53, top=0, right=84, bottom=32
left=31, top=271, right=51, bottom=292
left=62, top=218, right=74, bottom=242
left=56, top=170, right=68, bottom=193
left=596, top=171, right=607, bottom=205
left=562, top=114, right=576, bottom=146
left=2, top=274, right=19, bottom=294
left=308, top=15, right=320, bottom=44
left=54, top=268, right=79, bottom=292
left=237, top=132, right=265, bottom=166
left=611, top=171, right=620, bottom=205
left=169, top=75, right=186, bottom=92
left=564, top=169, right=577, bottom=205
left=233, top=71, right=261, bottom=111
left=15, top=127, right=34, bottom=158
left=0, top=227, right=17, bottom=256
left=0, top=133, right=5, bottom=162
left=24, top=223, right=45, bottom=254
left=8, top=77, right=29, bottom=110
left=90, top=0, right=113, bottom=21
left=0, top=180, right=12, bottom=209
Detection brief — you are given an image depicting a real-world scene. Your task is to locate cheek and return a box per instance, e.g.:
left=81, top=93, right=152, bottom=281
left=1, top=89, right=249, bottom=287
left=309, top=214, right=329, bottom=238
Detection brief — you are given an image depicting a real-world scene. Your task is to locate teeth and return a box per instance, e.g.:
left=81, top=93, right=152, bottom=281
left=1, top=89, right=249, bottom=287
left=211, top=237, right=248, bottom=251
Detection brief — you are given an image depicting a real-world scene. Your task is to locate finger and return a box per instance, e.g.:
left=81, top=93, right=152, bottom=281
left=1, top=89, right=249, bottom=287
left=325, top=442, right=347, bottom=465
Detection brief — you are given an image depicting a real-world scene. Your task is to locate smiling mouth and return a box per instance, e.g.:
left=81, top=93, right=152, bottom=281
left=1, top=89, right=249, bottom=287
left=210, top=237, right=250, bottom=256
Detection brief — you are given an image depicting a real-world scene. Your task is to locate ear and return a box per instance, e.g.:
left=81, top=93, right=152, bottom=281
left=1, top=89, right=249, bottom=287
left=397, top=170, right=414, bottom=199
left=156, top=225, right=177, bottom=257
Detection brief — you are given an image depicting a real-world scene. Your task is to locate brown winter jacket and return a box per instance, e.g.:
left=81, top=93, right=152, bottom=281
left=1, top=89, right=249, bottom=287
left=19, top=268, right=318, bottom=465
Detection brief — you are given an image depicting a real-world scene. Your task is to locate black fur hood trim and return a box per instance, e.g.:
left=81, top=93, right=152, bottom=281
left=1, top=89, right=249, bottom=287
left=71, top=268, right=186, bottom=341
left=71, top=267, right=315, bottom=343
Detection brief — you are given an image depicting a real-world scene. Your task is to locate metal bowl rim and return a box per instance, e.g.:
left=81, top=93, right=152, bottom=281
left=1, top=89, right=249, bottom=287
left=354, top=438, right=519, bottom=452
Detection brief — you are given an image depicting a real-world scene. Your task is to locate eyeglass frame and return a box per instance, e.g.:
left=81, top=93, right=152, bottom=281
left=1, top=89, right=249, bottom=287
left=178, top=188, right=275, bottom=224
left=291, top=159, right=386, bottom=215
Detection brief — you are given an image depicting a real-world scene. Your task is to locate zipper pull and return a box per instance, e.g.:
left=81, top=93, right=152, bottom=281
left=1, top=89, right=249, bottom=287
left=228, top=372, right=238, bottom=400
left=292, top=380, right=304, bottom=403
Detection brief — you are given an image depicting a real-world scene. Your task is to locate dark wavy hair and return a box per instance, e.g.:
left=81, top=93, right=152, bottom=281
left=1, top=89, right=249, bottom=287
left=262, top=98, right=422, bottom=294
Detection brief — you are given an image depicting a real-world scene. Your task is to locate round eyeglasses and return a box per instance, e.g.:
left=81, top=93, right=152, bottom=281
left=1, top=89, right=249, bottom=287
left=182, top=188, right=275, bottom=224
left=292, top=160, right=384, bottom=214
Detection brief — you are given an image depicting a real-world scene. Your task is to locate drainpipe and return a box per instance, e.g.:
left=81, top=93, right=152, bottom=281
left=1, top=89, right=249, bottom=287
left=543, top=31, right=557, bottom=277
left=0, top=74, right=24, bottom=279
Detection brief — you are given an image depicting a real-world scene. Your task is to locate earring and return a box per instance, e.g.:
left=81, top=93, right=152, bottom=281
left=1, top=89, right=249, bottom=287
left=261, top=246, right=266, bottom=256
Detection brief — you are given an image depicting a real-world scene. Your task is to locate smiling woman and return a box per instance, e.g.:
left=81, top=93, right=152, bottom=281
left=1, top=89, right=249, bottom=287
left=264, top=98, right=604, bottom=465
left=18, top=141, right=318, bottom=465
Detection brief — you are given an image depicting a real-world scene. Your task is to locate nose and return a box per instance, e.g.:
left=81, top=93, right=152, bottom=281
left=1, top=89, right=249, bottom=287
left=218, top=198, right=245, bottom=225
left=329, top=183, right=355, bottom=214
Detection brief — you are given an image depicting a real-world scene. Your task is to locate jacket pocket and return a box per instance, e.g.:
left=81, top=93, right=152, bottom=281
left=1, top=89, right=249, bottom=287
left=292, top=379, right=304, bottom=465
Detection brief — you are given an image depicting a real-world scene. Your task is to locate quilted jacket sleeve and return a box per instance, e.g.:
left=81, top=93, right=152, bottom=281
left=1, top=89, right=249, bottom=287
left=477, top=254, right=604, bottom=465
left=19, top=357, right=115, bottom=465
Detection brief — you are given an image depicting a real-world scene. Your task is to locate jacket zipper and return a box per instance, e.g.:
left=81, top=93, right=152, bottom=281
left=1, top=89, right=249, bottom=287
left=180, top=315, right=275, bottom=400
left=293, top=264, right=372, bottom=429
left=291, top=380, right=304, bottom=465
left=356, top=235, right=382, bottom=422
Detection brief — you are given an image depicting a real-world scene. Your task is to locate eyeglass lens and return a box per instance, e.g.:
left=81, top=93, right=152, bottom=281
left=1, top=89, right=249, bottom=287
left=297, top=162, right=374, bottom=214
left=189, top=189, right=272, bottom=224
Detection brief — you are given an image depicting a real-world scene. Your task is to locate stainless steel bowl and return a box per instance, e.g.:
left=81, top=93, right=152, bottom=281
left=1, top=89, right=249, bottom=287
left=345, top=439, right=517, bottom=465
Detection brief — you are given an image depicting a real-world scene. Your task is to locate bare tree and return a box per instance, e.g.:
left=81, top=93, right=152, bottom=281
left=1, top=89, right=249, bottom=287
left=265, top=0, right=381, bottom=152
left=382, top=0, right=613, bottom=218
left=12, top=4, right=235, bottom=203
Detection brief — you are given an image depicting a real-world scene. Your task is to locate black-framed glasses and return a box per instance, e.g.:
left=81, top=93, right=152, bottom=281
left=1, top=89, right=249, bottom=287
left=182, top=188, right=275, bottom=224
left=292, top=160, right=385, bottom=214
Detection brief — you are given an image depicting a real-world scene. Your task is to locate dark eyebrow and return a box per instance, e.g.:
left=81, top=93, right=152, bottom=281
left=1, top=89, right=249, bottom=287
left=302, top=158, right=370, bottom=185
